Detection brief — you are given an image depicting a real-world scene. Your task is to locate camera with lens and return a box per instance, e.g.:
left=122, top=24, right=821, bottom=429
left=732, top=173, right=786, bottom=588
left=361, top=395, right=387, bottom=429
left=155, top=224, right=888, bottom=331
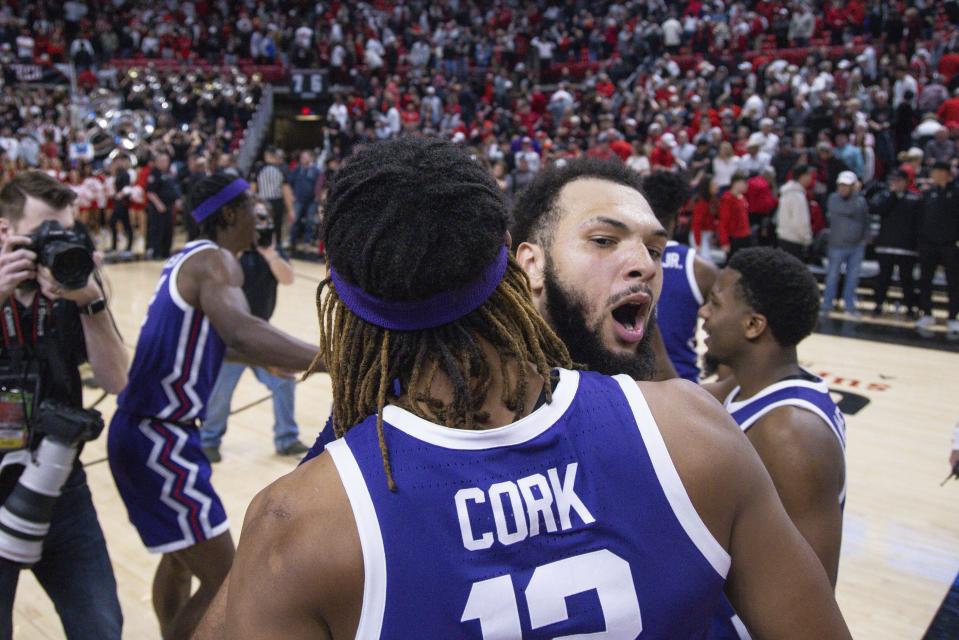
left=25, top=220, right=95, bottom=291
left=256, top=211, right=275, bottom=248
left=0, top=400, right=104, bottom=566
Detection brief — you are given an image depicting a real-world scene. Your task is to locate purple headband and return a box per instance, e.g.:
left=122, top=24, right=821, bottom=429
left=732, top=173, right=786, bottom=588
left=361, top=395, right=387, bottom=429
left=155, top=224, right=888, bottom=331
left=330, top=246, right=508, bottom=331
left=191, top=178, right=250, bottom=222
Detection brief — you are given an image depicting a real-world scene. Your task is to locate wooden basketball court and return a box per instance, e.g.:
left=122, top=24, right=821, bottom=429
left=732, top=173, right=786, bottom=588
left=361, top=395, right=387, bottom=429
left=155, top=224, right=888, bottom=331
left=11, top=258, right=959, bottom=639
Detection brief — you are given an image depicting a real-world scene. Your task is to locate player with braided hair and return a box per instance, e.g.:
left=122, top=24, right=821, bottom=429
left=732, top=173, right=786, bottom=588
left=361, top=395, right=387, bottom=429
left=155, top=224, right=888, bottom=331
left=209, top=138, right=849, bottom=639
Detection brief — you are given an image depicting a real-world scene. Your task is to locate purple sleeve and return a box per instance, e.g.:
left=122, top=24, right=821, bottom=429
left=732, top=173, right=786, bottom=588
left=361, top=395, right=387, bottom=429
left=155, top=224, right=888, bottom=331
left=299, top=414, right=335, bottom=465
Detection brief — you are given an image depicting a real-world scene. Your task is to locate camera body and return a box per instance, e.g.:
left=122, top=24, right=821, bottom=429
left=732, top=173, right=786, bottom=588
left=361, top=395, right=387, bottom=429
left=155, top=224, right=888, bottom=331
left=27, top=220, right=95, bottom=291
left=33, top=400, right=104, bottom=444
left=256, top=216, right=275, bottom=248
left=0, top=400, right=104, bottom=566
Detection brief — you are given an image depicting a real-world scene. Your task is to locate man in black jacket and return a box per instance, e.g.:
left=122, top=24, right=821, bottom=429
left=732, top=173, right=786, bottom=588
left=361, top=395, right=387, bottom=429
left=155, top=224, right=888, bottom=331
left=916, top=161, right=959, bottom=339
left=870, top=170, right=921, bottom=318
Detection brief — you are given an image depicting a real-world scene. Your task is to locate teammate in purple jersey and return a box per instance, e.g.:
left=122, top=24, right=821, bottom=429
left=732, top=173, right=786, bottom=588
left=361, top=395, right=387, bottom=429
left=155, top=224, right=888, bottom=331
left=108, top=173, right=320, bottom=640
left=213, top=138, right=849, bottom=639
left=699, top=247, right=847, bottom=639
left=642, top=171, right=718, bottom=382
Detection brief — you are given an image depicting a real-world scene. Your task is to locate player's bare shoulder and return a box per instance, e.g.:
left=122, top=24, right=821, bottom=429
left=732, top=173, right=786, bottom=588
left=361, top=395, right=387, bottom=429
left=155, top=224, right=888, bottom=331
left=635, top=378, right=757, bottom=548
left=747, top=405, right=845, bottom=493
left=225, top=454, right=363, bottom=638
left=177, top=244, right=243, bottom=306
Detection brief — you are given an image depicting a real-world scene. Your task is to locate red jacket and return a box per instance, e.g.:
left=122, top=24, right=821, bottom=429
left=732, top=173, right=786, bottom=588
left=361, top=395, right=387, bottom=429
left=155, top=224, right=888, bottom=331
left=937, top=97, right=959, bottom=126
left=718, top=191, right=751, bottom=246
left=649, top=146, right=676, bottom=168
left=691, top=198, right=717, bottom=245
left=745, top=176, right=778, bottom=216
left=939, top=54, right=959, bottom=83
left=610, top=139, right=632, bottom=162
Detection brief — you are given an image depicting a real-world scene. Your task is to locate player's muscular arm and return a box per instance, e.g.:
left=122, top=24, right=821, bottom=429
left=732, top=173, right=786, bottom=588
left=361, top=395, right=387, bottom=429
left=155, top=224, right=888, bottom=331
left=643, top=380, right=850, bottom=639
left=179, top=249, right=323, bottom=372
left=693, top=254, right=718, bottom=300
left=222, top=456, right=363, bottom=639
left=747, top=407, right=845, bottom=586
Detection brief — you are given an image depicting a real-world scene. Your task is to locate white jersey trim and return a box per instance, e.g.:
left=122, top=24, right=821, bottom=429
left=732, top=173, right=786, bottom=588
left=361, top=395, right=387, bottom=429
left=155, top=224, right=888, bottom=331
left=723, top=371, right=830, bottom=412
left=167, top=240, right=218, bottom=311
left=731, top=613, right=753, bottom=640
left=327, top=439, right=387, bottom=639
left=734, top=398, right=845, bottom=446
left=685, top=246, right=704, bottom=305
left=613, top=375, right=731, bottom=578
left=139, top=419, right=230, bottom=553
left=158, top=307, right=195, bottom=420
left=726, top=396, right=847, bottom=505
left=380, top=368, right=580, bottom=450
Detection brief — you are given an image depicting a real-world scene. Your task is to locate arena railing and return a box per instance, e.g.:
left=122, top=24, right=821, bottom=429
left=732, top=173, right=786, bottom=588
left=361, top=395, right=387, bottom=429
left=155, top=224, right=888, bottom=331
left=236, top=84, right=274, bottom=177
left=107, top=58, right=286, bottom=83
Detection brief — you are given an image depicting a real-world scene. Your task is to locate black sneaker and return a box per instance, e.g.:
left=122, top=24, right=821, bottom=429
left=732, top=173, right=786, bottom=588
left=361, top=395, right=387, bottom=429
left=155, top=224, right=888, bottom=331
left=203, top=447, right=222, bottom=463
left=278, top=440, right=309, bottom=456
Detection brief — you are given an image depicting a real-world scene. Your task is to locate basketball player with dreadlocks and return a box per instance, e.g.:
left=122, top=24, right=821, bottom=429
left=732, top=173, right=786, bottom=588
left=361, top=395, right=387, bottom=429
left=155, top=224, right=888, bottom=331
left=298, top=158, right=679, bottom=461
left=107, top=174, right=320, bottom=640
left=213, top=138, right=849, bottom=638
left=699, top=247, right=847, bottom=639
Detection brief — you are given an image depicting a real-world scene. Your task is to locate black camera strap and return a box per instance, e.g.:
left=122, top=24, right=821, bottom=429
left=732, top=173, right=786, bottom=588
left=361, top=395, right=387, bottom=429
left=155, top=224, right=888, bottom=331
left=0, top=295, right=48, bottom=452
left=1, top=294, right=52, bottom=354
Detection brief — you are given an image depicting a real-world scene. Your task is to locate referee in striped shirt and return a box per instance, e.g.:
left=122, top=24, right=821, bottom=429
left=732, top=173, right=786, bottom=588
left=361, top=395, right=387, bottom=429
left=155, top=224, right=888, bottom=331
left=254, top=148, right=294, bottom=246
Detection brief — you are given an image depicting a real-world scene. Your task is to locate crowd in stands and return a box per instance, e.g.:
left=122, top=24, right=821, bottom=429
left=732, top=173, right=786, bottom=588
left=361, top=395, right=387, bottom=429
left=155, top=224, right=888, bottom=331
left=0, top=0, right=957, bottom=332
left=0, top=65, right=262, bottom=258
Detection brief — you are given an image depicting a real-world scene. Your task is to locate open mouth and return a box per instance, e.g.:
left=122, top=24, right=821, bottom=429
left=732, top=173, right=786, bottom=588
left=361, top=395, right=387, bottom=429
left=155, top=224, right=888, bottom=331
left=610, top=295, right=650, bottom=344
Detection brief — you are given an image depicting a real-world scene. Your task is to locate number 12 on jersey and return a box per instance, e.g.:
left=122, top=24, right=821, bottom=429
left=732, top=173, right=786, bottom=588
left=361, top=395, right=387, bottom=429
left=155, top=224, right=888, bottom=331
left=460, top=549, right=643, bottom=639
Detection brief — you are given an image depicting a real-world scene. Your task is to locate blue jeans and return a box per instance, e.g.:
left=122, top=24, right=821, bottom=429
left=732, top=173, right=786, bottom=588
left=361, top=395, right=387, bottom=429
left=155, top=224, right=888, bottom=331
left=200, top=361, right=299, bottom=452
left=0, top=466, right=122, bottom=639
left=288, top=198, right=316, bottom=248
left=823, top=245, right=865, bottom=312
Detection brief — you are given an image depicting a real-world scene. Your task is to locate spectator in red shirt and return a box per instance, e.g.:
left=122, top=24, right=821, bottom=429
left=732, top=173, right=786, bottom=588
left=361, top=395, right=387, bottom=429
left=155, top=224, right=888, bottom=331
left=939, top=52, right=959, bottom=84
left=609, top=133, right=633, bottom=162
left=401, top=102, right=420, bottom=130
left=745, top=168, right=779, bottom=245
left=937, top=89, right=959, bottom=127
left=650, top=133, right=677, bottom=169
left=586, top=133, right=615, bottom=161
left=595, top=72, right=615, bottom=98
left=718, top=173, right=753, bottom=256
left=691, top=175, right=719, bottom=259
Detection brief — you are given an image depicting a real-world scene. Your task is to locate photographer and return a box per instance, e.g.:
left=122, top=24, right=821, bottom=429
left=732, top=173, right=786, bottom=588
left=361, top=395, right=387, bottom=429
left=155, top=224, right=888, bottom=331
left=200, top=198, right=307, bottom=461
left=0, top=171, right=128, bottom=638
